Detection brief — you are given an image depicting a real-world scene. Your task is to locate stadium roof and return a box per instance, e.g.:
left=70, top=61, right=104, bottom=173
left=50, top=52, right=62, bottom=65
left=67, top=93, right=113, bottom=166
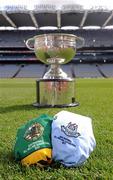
left=1, top=0, right=113, bottom=30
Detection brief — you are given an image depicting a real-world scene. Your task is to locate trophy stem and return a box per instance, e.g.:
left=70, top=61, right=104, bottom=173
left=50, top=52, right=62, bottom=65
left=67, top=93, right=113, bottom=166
left=43, top=58, right=68, bottom=79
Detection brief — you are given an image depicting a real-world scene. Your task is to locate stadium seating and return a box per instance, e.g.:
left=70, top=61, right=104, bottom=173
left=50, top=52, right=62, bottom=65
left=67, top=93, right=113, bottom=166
left=99, top=64, right=113, bottom=77
left=1, top=29, right=113, bottom=48
left=1, top=63, right=113, bottom=78
left=0, top=64, right=20, bottom=78
left=16, top=64, right=45, bottom=78
left=0, top=64, right=45, bottom=78
left=73, top=64, right=103, bottom=78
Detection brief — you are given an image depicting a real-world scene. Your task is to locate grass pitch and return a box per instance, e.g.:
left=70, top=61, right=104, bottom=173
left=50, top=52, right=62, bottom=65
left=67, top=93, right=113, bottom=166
left=0, top=78, right=113, bottom=180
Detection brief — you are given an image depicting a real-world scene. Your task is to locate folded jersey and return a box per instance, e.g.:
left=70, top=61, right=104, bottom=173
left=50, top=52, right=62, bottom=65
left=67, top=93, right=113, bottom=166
left=52, top=110, right=96, bottom=167
left=14, top=114, right=53, bottom=166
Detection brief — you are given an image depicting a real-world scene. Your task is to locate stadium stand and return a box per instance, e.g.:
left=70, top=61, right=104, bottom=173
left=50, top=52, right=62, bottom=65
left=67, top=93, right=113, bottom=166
left=0, top=64, right=21, bottom=78
left=0, top=2, right=113, bottom=78
left=1, top=29, right=113, bottom=48
left=0, top=39, right=113, bottom=78
left=99, top=64, right=113, bottom=77
left=16, top=64, right=45, bottom=78
left=0, top=64, right=46, bottom=78
left=73, top=64, right=103, bottom=78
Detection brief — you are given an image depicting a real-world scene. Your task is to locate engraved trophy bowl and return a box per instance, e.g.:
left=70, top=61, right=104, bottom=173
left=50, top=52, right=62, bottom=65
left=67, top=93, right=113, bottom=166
left=26, top=33, right=84, bottom=107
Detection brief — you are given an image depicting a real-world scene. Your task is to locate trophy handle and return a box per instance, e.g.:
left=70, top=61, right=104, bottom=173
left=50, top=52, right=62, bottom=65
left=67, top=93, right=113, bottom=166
left=26, top=38, right=35, bottom=50
left=76, top=37, right=84, bottom=49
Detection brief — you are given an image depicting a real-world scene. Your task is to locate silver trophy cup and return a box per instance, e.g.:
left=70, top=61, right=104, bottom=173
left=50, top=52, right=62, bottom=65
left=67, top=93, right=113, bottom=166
left=26, top=33, right=84, bottom=107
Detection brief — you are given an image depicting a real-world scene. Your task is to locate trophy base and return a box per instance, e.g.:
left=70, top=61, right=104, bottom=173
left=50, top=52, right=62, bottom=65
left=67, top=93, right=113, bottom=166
left=34, top=79, right=78, bottom=108
left=33, top=102, right=79, bottom=108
